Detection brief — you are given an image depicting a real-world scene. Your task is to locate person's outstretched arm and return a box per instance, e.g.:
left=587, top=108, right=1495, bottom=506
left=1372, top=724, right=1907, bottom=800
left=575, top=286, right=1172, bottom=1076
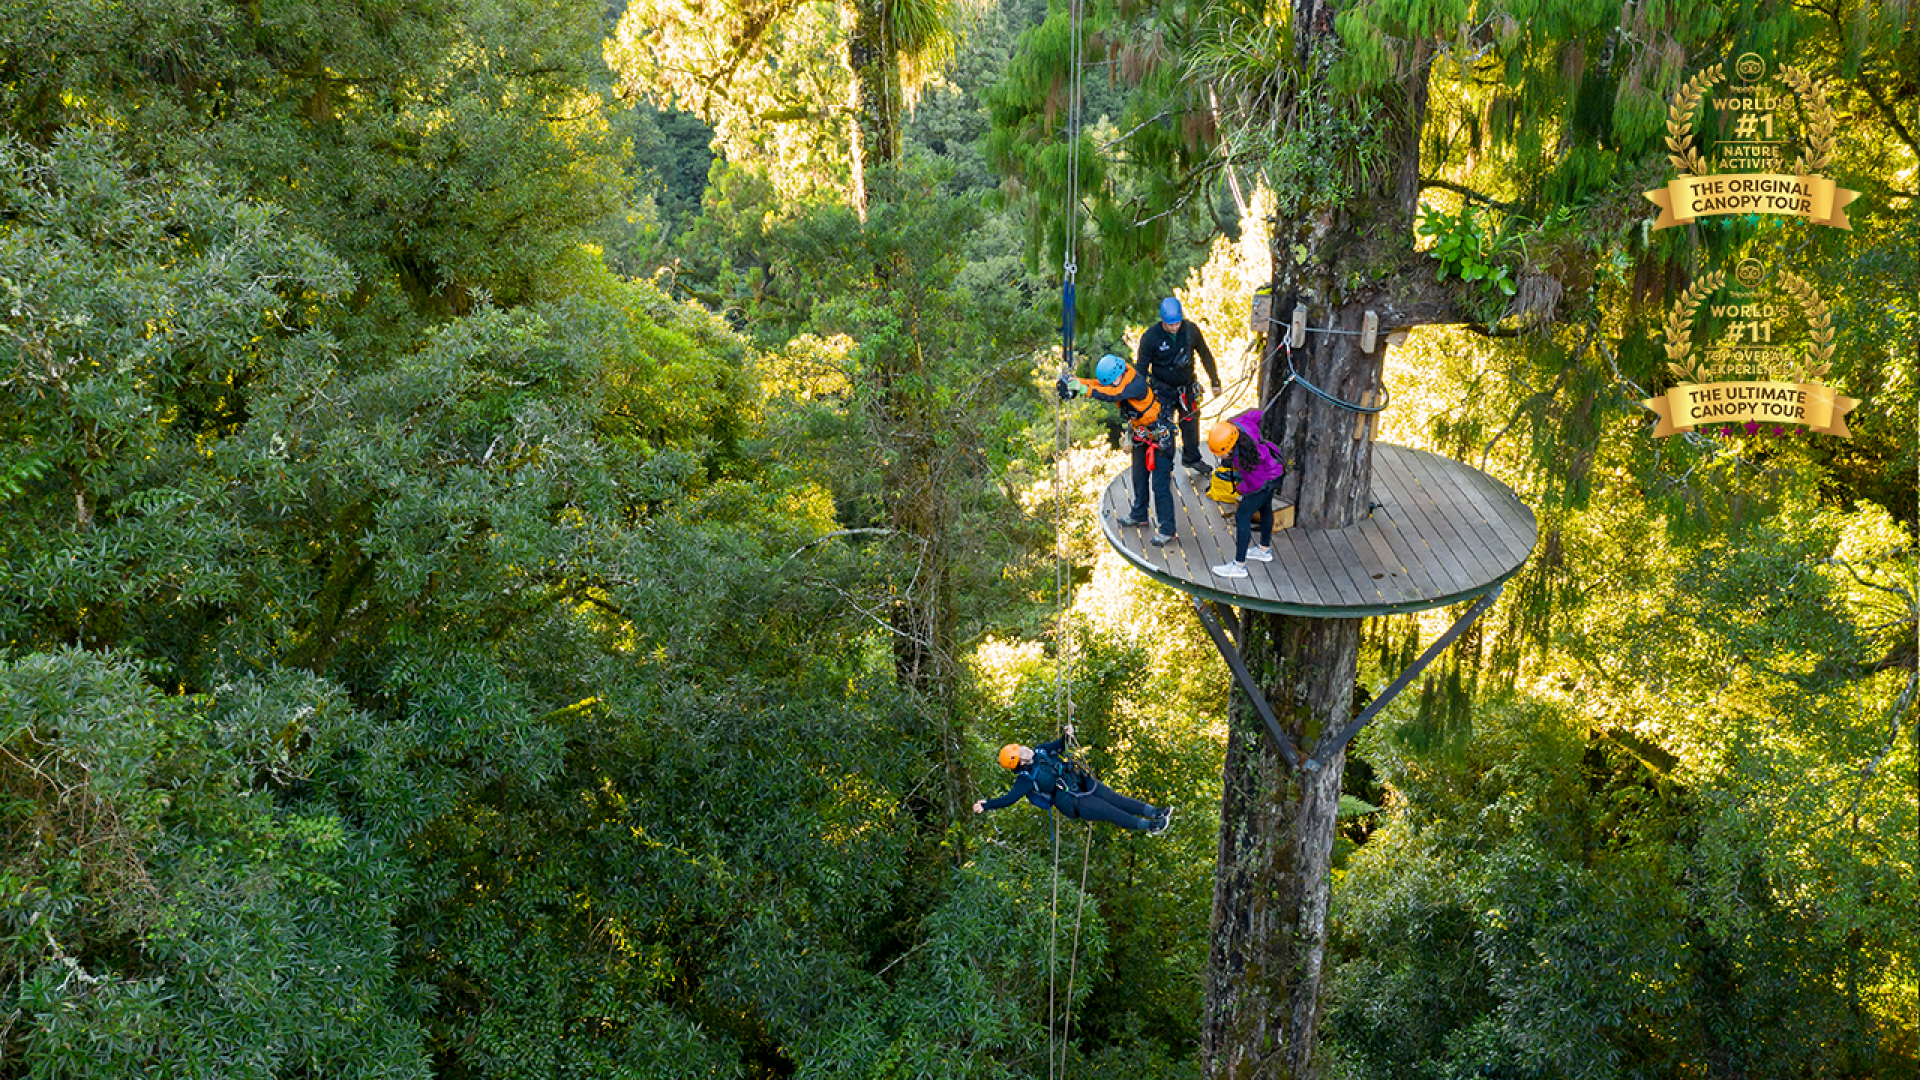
left=976, top=774, right=1036, bottom=814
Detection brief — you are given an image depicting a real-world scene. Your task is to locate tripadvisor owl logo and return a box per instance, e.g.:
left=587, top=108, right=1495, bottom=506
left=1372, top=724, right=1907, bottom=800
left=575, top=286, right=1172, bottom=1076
left=1645, top=52, right=1861, bottom=229
left=1643, top=258, right=1860, bottom=438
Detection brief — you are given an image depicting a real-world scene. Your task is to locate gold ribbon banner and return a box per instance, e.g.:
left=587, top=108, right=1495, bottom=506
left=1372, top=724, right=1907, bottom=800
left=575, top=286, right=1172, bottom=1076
left=1644, top=174, right=1859, bottom=229
left=1643, top=381, right=1858, bottom=438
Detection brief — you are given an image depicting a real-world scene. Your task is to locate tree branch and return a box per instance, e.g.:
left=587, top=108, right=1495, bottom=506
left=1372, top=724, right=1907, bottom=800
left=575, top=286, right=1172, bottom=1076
left=1418, top=177, right=1518, bottom=212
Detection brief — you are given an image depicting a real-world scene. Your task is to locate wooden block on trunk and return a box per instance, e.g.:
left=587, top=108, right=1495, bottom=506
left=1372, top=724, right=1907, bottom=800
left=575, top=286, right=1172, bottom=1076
left=1353, top=391, right=1379, bottom=440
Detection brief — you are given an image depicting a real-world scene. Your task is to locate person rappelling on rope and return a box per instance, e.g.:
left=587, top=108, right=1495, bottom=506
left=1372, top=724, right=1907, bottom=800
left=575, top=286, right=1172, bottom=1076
left=973, top=725, right=1173, bottom=833
left=1057, top=354, right=1178, bottom=546
left=1206, top=409, right=1285, bottom=579
left=1137, top=297, right=1222, bottom=476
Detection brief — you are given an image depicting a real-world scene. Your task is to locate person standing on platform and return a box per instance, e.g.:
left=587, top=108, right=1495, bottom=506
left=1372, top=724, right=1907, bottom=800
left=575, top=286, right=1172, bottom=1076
left=1136, top=297, right=1221, bottom=476
left=1207, top=410, right=1284, bottom=579
left=1057, top=354, right=1179, bottom=546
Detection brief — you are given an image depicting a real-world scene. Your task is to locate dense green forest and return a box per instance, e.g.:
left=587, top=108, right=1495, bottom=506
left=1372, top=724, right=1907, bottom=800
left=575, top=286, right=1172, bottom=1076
left=1, top=0, right=1914, bottom=1077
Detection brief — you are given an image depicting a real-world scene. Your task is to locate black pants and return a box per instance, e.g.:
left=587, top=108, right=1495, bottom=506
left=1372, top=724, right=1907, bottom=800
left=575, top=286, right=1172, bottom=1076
left=1054, top=783, right=1161, bottom=830
left=1235, top=482, right=1276, bottom=561
left=1127, top=425, right=1176, bottom=535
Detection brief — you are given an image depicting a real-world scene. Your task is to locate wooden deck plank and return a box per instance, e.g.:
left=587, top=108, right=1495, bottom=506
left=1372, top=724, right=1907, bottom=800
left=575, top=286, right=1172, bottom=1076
left=1399, top=449, right=1520, bottom=566
left=1329, top=526, right=1388, bottom=607
left=1397, top=449, right=1509, bottom=584
left=1368, top=453, right=1470, bottom=595
left=1356, top=470, right=1447, bottom=601
left=1350, top=504, right=1425, bottom=605
left=1322, top=526, right=1391, bottom=607
left=1183, top=471, right=1237, bottom=574
left=1345, top=519, right=1418, bottom=606
left=1453, top=463, right=1535, bottom=561
left=1166, top=469, right=1213, bottom=582
left=1382, top=451, right=1487, bottom=591
left=1275, top=516, right=1337, bottom=606
left=1301, top=526, right=1366, bottom=607
left=1389, top=454, right=1503, bottom=597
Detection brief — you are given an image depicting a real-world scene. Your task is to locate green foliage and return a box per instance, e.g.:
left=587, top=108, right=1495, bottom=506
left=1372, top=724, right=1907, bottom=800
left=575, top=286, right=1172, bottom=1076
left=1416, top=203, right=1518, bottom=321
left=2, top=649, right=426, bottom=1079
left=1, top=0, right=627, bottom=312
left=984, top=0, right=1219, bottom=336
left=1, top=0, right=1913, bottom=1077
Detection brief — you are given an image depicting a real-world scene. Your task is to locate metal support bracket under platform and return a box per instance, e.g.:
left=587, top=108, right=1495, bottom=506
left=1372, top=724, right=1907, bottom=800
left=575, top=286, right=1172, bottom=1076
left=1189, top=597, right=1302, bottom=770
left=1188, top=586, right=1504, bottom=774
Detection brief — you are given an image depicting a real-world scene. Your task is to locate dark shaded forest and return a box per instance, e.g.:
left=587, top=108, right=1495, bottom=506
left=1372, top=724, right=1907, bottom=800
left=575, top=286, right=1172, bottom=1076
left=0, top=0, right=1913, bottom=1077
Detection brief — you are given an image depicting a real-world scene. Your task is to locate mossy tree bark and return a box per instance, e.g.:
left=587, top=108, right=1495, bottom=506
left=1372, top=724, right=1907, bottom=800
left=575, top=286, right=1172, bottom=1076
left=842, top=0, right=901, bottom=220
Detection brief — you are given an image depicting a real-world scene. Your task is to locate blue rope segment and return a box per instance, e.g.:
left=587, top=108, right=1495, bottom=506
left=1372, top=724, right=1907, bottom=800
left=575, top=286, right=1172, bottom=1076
left=1061, top=281, right=1077, bottom=370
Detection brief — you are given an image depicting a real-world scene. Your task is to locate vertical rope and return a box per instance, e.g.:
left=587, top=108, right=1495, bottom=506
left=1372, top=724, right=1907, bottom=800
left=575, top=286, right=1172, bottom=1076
left=1057, top=822, right=1093, bottom=1078
left=1048, top=5, right=1088, bottom=1078
left=1059, top=0, right=1084, bottom=378
left=1047, top=810, right=1061, bottom=1080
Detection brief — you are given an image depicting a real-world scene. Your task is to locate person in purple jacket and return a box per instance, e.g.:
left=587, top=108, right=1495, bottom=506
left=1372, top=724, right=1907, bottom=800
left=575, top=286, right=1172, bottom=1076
left=1206, top=410, right=1285, bottom=579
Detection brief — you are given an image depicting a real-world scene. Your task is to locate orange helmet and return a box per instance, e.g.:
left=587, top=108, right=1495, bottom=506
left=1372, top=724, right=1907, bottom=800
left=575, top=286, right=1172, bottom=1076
left=998, top=744, right=1027, bottom=769
left=1208, top=420, right=1239, bottom=457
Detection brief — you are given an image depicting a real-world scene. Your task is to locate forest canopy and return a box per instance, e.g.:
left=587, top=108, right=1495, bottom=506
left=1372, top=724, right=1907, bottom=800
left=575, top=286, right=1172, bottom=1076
left=0, top=0, right=1913, bottom=1077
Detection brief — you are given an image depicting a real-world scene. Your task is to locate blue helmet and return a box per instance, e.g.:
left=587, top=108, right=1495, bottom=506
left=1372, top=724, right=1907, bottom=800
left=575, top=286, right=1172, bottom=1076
left=1159, top=297, right=1183, bottom=325
left=1095, top=353, right=1127, bottom=385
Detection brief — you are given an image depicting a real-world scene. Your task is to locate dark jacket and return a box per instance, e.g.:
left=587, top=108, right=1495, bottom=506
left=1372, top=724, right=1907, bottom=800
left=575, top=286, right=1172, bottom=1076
left=982, top=736, right=1075, bottom=811
left=1136, top=322, right=1219, bottom=391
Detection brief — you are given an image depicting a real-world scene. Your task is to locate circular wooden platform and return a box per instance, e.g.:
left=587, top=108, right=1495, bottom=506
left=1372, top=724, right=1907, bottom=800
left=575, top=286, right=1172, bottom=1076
left=1098, top=444, right=1536, bottom=617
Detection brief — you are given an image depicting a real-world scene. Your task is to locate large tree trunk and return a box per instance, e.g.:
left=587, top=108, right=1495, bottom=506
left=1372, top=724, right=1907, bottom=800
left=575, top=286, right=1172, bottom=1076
left=1201, top=1, right=1435, bottom=1074
left=1204, top=614, right=1359, bottom=1079
left=1201, top=284, right=1381, bottom=1079
left=842, top=0, right=901, bottom=219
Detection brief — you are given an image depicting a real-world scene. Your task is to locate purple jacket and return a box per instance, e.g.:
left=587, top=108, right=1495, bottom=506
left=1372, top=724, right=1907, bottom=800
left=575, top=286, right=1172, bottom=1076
left=1227, top=409, right=1284, bottom=493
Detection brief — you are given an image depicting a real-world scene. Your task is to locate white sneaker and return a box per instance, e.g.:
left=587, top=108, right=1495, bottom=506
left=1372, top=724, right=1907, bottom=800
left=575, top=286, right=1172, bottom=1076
left=1147, top=806, right=1174, bottom=836
left=1212, top=561, right=1248, bottom=578
left=1246, top=545, right=1273, bottom=563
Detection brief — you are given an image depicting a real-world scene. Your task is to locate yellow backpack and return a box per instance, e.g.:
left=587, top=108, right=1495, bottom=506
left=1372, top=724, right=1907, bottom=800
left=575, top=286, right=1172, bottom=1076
left=1208, top=466, right=1240, bottom=504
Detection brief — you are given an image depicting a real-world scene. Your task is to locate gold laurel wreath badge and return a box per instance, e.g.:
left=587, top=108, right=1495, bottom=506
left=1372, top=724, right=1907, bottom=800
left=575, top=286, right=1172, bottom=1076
left=1663, top=270, right=1725, bottom=384
left=1777, top=270, right=1836, bottom=382
left=1778, top=65, right=1837, bottom=175
left=1665, top=64, right=1723, bottom=176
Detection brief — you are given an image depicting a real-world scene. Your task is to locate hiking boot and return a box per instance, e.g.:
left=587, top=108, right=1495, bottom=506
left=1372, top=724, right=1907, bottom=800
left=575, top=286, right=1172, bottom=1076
left=1212, top=561, right=1248, bottom=578
left=1184, top=459, right=1211, bottom=476
left=1151, top=530, right=1176, bottom=547
left=1246, top=545, right=1274, bottom=563
left=1120, top=513, right=1150, bottom=527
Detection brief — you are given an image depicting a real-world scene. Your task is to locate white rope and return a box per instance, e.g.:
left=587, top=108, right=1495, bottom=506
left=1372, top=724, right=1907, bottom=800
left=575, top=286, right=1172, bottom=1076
left=1049, top=6, right=1088, bottom=1075
left=1057, top=816, right=1093, bottom=1079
